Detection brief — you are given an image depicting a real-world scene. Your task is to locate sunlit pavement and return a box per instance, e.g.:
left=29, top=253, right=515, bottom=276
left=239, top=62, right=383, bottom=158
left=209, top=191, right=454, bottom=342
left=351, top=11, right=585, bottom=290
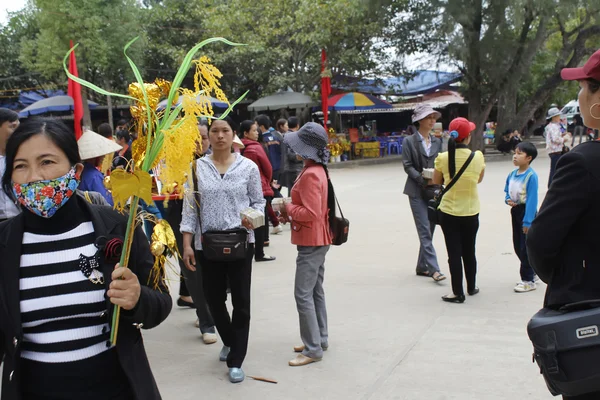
left=146, top=151, right=554, bottom=400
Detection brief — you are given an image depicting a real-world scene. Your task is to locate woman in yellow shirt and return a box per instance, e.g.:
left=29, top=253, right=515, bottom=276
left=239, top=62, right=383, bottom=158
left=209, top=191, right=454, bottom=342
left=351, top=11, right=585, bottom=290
left=433, top=118, right=486, bottom=303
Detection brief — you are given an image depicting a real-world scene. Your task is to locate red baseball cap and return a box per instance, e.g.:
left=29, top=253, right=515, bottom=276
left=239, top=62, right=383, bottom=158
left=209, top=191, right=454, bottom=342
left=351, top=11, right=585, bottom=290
left=561, top=49, right=600, bottom=81
left=449, top=117, right=476, bottom=141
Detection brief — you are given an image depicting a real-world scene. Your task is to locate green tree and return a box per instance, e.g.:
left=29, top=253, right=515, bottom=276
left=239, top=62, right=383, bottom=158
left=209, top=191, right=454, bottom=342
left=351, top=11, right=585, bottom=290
left=19, top=0, right=145, bottom=127
left=198, top=0, right=391, bottom=100
left=0, top=8, right=47, bottom=102
left=387, top=0, right=600, bottom=150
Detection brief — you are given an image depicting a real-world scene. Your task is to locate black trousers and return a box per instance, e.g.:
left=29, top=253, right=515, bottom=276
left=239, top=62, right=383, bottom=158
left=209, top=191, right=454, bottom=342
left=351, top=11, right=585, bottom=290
left=199, top=245, right=254, bottom=368
left=163, top=199, right=214, bottom=333
left=440, top=212, right=479, bottom=296
left=511, top=204, right=534, bottom=282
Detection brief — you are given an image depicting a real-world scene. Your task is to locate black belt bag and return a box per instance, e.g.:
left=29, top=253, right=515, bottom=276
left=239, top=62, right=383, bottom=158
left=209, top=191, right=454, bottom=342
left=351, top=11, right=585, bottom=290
left=202, top=229, right=249, bottom=262
left=527, top=300, right=600, bottom=397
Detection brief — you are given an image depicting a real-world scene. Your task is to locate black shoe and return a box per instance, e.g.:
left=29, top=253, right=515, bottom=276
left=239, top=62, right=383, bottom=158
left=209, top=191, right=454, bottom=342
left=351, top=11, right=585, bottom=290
left=255, top=256, right=276, bottom=262
left=442, top=294, right=465, bottom=304
left=468, top=287, right=480, bottom=296
left=177, top=298, right=196, bottom=309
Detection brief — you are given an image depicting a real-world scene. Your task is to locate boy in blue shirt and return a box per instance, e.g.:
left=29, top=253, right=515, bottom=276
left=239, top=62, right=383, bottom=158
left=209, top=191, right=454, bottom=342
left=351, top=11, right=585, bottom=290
left=505, top=142, right=539, bottom=292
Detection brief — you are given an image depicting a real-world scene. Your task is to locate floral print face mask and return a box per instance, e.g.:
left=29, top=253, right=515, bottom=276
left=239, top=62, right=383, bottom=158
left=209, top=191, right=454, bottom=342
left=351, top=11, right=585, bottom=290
left=13, top=167, right=81, bottom=218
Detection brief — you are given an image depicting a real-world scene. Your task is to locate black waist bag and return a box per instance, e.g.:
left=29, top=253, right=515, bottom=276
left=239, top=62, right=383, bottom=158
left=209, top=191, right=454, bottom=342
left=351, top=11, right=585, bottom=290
left=527, top=301, right=600, bottom=397
left=202, top=229, right=248, bottom=262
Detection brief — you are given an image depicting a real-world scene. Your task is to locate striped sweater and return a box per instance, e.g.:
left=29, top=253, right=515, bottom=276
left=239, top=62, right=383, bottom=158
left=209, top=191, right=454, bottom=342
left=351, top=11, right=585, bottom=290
left=19, top=220, right=112, bottom=363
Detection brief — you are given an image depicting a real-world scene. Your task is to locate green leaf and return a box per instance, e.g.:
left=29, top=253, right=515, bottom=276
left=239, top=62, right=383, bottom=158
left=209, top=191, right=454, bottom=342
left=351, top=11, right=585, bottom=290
left=63, top=44, right=137, bottom=101
left=214, top=90, right=249, bottom=120
left=165, top=37, right=246, bottom=112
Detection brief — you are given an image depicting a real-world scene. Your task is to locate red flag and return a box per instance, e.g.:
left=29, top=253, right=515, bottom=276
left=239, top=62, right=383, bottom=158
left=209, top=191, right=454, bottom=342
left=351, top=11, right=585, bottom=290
left=68, top=40, right=84, bottom=140
left=321, top=49, right=331, bottom=128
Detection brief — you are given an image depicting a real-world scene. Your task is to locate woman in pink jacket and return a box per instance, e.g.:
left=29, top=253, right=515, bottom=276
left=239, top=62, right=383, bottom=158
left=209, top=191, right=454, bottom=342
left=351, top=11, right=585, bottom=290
left=281, top=122, right=333, bottom=367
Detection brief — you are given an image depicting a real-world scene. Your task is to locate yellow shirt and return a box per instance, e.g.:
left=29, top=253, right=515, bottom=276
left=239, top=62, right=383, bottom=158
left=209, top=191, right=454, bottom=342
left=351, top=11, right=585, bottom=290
left=434, top=149, right=485, bottom=217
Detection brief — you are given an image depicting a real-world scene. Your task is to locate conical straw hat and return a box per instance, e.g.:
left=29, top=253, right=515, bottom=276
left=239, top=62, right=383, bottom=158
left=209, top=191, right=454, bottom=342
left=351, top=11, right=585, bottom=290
left=78, top=129, right=123, bottom=160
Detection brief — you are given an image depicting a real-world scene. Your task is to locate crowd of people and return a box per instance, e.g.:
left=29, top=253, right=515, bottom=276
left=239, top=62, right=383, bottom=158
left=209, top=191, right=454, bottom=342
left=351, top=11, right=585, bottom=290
left=1, top=47, right=600, bottom=399
left=0, top=107, right=336, bottom=397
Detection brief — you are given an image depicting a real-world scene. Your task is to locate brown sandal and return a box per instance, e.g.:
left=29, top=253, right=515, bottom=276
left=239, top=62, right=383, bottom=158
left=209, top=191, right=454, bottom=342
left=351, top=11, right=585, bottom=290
left=432, top=272, right=447, bottom=282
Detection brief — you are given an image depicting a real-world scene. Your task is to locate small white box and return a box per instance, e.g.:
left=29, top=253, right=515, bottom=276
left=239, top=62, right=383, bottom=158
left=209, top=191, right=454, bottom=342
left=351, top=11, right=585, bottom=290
left=240, top=207, right=265, bottom=228
left=422, top=168, right=435, bottom=179
left=271, top=197, right=291, bottom=213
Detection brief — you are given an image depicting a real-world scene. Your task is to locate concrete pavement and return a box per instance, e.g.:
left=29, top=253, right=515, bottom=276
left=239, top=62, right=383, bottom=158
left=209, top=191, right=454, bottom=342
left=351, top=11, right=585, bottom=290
left=145, top=149, right=555, bottom=400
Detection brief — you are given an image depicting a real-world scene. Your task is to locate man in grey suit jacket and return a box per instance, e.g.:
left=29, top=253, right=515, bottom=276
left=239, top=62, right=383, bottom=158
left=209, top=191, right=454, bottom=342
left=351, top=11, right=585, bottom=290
left=402, top=104, right=446, bottom=281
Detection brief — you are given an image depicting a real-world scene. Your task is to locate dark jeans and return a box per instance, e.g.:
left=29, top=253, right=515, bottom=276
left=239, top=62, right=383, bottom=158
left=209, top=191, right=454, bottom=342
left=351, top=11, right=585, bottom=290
left=440, top=212, right=479, bottom=296
left=549, top=152, right=562, bottom=187
left=199, top=245, right=254, bottom=368
left=511, top=205, right=534, bottom=282
left=161, top=199, right=215, bottom=334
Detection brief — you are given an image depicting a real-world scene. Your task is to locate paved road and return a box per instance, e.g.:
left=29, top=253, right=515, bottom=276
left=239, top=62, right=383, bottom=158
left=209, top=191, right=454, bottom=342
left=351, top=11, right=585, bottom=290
left=146, top=151, right=555, bottom=400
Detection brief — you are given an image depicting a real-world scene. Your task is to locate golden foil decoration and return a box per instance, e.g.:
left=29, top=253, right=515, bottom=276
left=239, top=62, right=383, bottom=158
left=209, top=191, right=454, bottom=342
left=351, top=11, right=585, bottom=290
left=110, top=169, right=154, bottom=212
left=149, top=220, right=180, bottom=290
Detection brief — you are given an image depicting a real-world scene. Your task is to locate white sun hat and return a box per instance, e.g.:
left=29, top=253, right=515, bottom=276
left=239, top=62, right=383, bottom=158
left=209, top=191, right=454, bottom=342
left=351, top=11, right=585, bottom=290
left=78, top=129, right=123, bottom=160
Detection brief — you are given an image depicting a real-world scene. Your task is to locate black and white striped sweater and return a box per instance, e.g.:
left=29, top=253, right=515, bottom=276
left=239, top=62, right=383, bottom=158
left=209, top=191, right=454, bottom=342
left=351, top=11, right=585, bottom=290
left=19, top=220, right=111, bottom=363
left=17, top=196, right=132, bottom=399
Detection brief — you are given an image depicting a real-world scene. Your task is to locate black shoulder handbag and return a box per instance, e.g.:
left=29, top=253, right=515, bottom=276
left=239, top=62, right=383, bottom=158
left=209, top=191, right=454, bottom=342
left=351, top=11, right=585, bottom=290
left=192, top=161, right=249, bottom=262
left=323, top=166, right=349, bottom=246
left=427, top=152, right=475, bottom=225
left=528, top=300, right=600, bottom=397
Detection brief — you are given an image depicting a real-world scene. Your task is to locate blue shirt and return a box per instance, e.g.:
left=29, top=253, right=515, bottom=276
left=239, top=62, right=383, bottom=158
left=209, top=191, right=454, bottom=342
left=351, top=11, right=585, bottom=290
left=79, top=162, right=114, bottom=206
left=262, top=127, right=282, bottom=172
left=504, top=167, right=539, bottom=227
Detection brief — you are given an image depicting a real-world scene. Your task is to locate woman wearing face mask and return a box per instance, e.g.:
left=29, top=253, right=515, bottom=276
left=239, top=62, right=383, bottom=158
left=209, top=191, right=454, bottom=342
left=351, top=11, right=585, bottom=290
left=432, top=117, right=486, bottom=303
left=0, top=119, right=172, bottom=400
left=527, top=49, right=600, bottom=400
left=181, top=117, right=265, bottom=384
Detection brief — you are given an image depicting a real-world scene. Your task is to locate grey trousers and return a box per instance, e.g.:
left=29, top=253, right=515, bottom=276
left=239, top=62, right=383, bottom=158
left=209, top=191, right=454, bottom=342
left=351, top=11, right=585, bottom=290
left=408, top=196, right=441, bottom=274
left=295, top=245, right=330, bottom=359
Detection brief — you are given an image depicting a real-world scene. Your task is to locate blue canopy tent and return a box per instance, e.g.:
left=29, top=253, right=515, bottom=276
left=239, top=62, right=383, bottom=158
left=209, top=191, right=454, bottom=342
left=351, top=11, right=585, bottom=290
left=333, top=70, right=462, bottom=96
left=157, top=94, right=229, bottom=110
left=18, top=95, right=98, bottom=117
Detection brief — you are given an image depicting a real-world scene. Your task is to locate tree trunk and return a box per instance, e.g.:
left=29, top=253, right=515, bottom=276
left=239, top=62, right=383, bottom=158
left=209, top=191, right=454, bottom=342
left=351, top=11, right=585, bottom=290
left=495, top=83, right=519, bottom=143
left=81, top=87, right=92, bottom=130
left=107, top=95, right=114, bottom=129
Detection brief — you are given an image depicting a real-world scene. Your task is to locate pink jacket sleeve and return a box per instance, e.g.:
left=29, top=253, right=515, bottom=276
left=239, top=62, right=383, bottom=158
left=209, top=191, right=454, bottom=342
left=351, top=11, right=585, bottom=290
left=286, top=171, right=323, bottom=222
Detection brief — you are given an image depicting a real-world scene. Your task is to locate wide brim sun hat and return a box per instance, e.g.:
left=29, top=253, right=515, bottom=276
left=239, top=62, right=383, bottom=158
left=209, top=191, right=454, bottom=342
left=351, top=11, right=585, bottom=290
left=283, top=122, right=330, bottom=164
left=412, top=104, right=442, bottom=123
left=546, top=107, right=563, bottom=120
left=233, top=134, right=245, bottom=148
left=78, top=129, right=123, bottom=160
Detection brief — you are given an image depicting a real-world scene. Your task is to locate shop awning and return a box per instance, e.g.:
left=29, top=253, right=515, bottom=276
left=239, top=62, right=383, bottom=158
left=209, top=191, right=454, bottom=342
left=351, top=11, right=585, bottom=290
left=248, top=92, right=316, bottom=111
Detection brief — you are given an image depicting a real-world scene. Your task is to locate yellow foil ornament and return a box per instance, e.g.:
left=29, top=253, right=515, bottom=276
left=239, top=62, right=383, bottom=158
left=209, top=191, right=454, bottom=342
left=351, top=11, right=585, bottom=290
left=110, top=169, right=154, bottom=212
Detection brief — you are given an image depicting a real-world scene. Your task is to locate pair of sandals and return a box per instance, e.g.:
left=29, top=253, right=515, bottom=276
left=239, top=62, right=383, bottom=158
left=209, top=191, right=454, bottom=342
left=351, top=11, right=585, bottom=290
left=416, top=270, right=447, bottom=282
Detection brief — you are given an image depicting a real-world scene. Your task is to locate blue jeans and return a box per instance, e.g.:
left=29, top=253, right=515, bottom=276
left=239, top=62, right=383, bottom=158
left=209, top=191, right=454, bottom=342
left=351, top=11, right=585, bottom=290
left=548, top=152, right=562, bottom=187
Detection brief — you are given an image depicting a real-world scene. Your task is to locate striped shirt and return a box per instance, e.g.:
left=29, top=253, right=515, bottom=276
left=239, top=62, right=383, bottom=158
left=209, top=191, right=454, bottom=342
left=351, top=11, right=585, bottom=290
left=19, top=221, right=112, bottom=363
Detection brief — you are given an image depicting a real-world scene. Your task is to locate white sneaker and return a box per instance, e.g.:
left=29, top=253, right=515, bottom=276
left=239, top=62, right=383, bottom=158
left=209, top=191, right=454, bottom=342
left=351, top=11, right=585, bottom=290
left=514, top=281, right=536, bottom=293
left=271, top=225, right=283, bottom=234
left=202, top=332, right=218, bottom=345
left=533, top=274, right=540, bottom=282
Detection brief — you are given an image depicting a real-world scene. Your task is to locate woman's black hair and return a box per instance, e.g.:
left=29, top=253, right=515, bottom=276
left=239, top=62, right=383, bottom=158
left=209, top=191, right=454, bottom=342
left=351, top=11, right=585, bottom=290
left=0, top=108, right=19, bottom=125
left=448, top=135, right=470, bottom=179
left=502, top=129, right=513, bottom=137
left=239, top=120, right=255, bottom=139
left=115, top=129, right=131, bottom=143
left=276, top=118, right=288, bottom=132
left=413, top=121, right=420, bottom=129
left=2, top=118, right=81, bottom=199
